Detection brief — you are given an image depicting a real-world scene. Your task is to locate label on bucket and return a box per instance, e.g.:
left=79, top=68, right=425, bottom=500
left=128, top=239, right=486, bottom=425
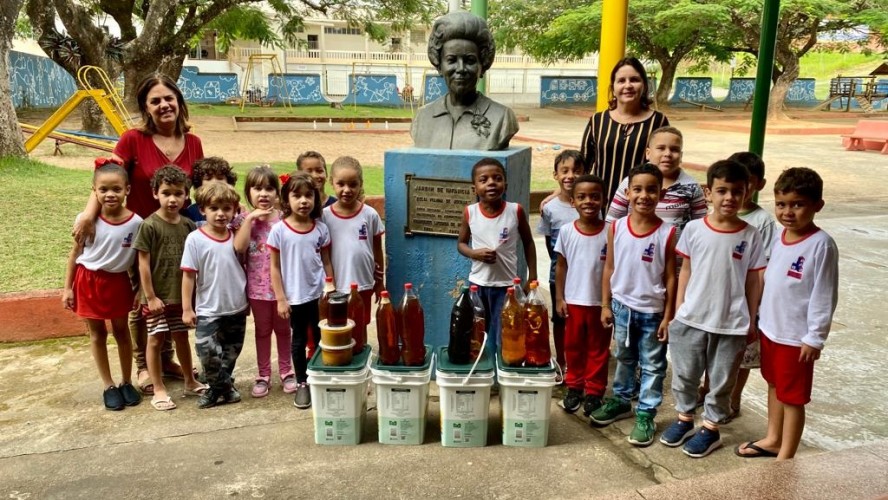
left=315, top=417, right=362, bottom=445
left=503, top=419, right=548, bottom=447
left=441, top=420, right=486, bottom=447
left=380, top=418, right=424, bottom=444
left=500, top=386, right=552, bottom=447
left=513, top=390, right=542, bottom=418
left=376, top=385, right=428, bottom=445
left=319, top=388, right=352, bottom=417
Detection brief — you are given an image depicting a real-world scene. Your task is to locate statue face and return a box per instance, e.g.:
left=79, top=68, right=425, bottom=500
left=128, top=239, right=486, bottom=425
left=441, top=39, right=481, bottom=98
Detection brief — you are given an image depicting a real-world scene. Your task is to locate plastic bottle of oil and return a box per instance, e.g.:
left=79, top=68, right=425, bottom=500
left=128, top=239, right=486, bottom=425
left=400, top=283, right=426, bottom=366
left=523, top=281, right=551, bottom=367
left=448, top=286, right=474, bottom=364
left=376, top=290, right=401, bottom=365
left=469, top=285, right=486, bottom=361
left=318, top=276, right=335, bottom=322
left=347, top=283, right=366, bottom=354
left=500, top=287, right=526, bottom=366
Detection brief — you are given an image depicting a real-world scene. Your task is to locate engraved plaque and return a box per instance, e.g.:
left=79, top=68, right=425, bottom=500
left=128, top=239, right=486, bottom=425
left=406, top=175, right=476, bottom=236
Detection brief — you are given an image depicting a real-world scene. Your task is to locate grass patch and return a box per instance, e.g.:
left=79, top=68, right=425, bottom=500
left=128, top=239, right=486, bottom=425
left=190, top=104, right=415, bottom=119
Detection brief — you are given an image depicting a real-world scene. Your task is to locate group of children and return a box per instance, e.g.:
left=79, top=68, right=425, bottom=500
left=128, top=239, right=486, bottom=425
left=65, top=151, right=383, bottom=412
left=538, top=125, right=838, bottom=460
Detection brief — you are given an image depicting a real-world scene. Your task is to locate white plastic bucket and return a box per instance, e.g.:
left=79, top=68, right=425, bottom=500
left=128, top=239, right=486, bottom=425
left=497, top=365, right=558, bottom=447
left=435, top=369, right=495, bottom=447
left=371, top=363, right=433, bottom=445
left=307, top=362, right=371, bottom=445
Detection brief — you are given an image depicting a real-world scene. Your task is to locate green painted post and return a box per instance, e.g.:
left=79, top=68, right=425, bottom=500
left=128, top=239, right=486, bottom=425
left=748, top=0, right=780, bottom=156
left=471, top=0, right=488, bottom=94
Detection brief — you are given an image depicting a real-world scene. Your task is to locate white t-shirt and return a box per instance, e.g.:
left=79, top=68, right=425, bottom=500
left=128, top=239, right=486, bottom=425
left=537, top=198, right=579, bottom=282
left=554, top=221, right=609, bottom=306
left=180, top=228, right=248, bottom=317
left=266, top=219, right=331, bottom=305
left=75, top=213, right=143, bottom=273
left=610, top=217, right=675, bottom=313
left=467, top=201, right=523, bottom=287
left=759, top=229, right=839, bottom=350
left=739, top=205, right=777, bottom=261
left=322, top=203, right=384, bottom=293
left=674, top=217, right=767, bottom=335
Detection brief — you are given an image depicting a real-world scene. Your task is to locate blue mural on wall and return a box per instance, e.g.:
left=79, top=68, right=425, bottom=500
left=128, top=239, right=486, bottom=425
left=176, top=66, right=239, bottom=103
left=724, top=78, right=756, bottom=106
left=422, top=74, right=445, bottom=104
left=9, top=51, right=77, bottom=109
left=346, top=74, right=401, bottom=106
left=785, top=78, right=819, bottom=107
left=669, top=77, right=717, bottom=106
left=265, top=74, right=327, bottom=104
left=540, top=77, right=597, bottom=106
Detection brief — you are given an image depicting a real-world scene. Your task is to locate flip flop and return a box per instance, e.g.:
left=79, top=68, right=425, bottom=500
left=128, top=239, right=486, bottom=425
left=150, top=396, right=177, bottom=411
left=183, top=384, right=209, bottom=397
left=734, top=441, right=777, bottom=458
left=137, top=370, right=154, bottom=396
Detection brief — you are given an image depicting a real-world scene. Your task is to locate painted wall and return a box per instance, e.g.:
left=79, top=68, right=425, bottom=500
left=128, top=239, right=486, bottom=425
left=346, top=74, right=401, bottom=106
left=422, top=74, right=446, bottom=105
left=9, top=50, right=77, bottom=108
left=539, top=77, right=597, bottom=106
left=265, top=74, right=328, bottom=104
left=176, top=66, right=239, bottom=103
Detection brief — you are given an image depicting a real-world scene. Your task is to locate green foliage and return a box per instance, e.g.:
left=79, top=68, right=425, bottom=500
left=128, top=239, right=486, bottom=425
left=202, top=5, right=286, bottom=53
left=14, top=10, right=33, bottom=39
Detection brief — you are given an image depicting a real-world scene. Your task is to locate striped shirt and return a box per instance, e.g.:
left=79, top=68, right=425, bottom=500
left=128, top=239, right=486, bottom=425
left=580, top=109, right=670, bottom=204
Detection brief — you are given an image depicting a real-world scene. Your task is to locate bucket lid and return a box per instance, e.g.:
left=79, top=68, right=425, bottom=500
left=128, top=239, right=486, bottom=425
left=495, top=350, right=556, bottom=374
left=308, top=344, right=371, bottom=372
left=318, top=319, right=355, bottom=331
left=371, top=345, right=432, bottom=372
left=318, top=340, right=356, bottom=351
left=435, top=346, right=494, bottom=374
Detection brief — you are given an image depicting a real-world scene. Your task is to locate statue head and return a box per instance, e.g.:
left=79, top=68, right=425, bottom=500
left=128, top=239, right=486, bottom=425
left=428, top=12, right=496, bottom=80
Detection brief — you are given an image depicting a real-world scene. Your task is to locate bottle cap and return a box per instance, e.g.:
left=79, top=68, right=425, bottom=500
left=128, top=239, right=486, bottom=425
left=506, top=287, right=514, bottom=295
left=381, top=291, right=390, bottom=298
left=350, top=282, right=358, bottom=289
left=404, top=283, right=413, bottom=289
left=470, top=285, right=478, bottom=291
left=513, top=277, right=521, bottom=284
left=529, top=281, right=538, bottom=289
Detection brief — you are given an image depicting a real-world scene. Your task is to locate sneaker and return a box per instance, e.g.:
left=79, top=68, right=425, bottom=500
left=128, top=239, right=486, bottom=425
left=589, top=397, right=633, bottom=426
left=282, top=375, right=298, bottom=394
left=197, top=388, right=221, bottom=409
left=628, top=411, right=656, bottom=447
left=118, top=382, right=142, bottom=407
left=582, top=395, right=603, bottom=417
left=103, top=385, right=125, bottom=411
left=251, top=379, right=270, bottom=398
left=223, top=387, right=242, bottom=404
left=682, top=427, right=722, bottom=458
left=660, top=419, right=696, bottom=447
left=561, top=389, right=583, bottom=413
left=293, top=382, right=311, bottom=409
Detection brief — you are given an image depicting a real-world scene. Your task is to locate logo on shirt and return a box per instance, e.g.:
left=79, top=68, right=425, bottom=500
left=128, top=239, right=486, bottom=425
left=641, top=243, right=655, bottom=262
left=358, top=223, right=368, bottom=241
left=316, top=235, right=325, bottom=254
left=122, top=232, right=134, bottom=248
left=787, top=256, right=805, bottom=279
left=498, top=227, right=509, bottom=245
left=599, top=243, right=607, bottom=261
left=732, top=241, right=748, bottom=260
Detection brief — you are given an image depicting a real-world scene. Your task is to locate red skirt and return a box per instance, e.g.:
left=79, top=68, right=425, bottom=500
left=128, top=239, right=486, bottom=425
left=73, top=265, right=135, bottom=320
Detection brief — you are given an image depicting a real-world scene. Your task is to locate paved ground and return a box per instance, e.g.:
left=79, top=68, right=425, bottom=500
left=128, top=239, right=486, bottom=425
left=1, top=108, right=887, bottom=498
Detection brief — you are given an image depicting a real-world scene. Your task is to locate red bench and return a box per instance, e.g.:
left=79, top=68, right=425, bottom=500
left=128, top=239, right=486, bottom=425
left=841, top=120, right=888, bottom=154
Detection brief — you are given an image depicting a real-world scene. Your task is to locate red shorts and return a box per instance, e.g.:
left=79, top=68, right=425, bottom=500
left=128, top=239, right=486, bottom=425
left=760, top=333, right=814, bottom=406
left=73, top=265, right=135, bottom=320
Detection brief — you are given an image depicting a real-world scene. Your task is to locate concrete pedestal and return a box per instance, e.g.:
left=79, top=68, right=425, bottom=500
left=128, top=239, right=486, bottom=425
left=383, top=147, right=532, bottom=348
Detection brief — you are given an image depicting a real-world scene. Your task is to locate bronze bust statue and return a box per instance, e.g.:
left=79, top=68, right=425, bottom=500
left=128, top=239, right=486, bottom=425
left=411, top=11, right=519, bottom=151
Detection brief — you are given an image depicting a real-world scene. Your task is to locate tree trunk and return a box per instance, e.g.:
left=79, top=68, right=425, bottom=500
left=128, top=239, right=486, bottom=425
left=122, top=45, right=188, bottom=111
left=655, top=60, right=678, bottom=109
left=0, top=0, right=26, bottom=157
left=767, top=53, right=800, bottom=121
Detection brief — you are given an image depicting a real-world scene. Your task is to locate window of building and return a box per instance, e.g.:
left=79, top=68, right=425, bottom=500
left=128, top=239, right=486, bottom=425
left=324, top=27, right=363, bottom=35
left=410, top=30, right=425, bottom=44
left=390, top=37, right=402, bottom=51
left=307, top=35, right=319, bottom=50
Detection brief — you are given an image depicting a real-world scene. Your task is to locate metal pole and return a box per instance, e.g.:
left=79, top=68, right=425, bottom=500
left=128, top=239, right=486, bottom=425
left=748, top=0, right=780, bottom=156
left=471, top=0, right=488, bottom=94
left=596, top=0, right=628, bottom=111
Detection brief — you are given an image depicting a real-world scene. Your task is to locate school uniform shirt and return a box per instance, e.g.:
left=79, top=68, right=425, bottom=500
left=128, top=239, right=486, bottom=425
left=74, top=212, right=143, bottom=273
left=180, top=228, right=248, bottom=318
left=553, top=221, right=609, bottom=306
left=674, top=217, right=767, bottom=335
left=322, top=203, right=384, bottom=293
left=759, top=229, right=839, bottom=350
left=266, top=219, right=331, bottom=306
left=610, top=217, right=675, bottom=313
left=133, top=213, right=196, bottom=304
left=466, top=202, right=523, bottom=287
left=537, top=198, right=579, bottom=282
left=739, top=205, right=777, bottom=261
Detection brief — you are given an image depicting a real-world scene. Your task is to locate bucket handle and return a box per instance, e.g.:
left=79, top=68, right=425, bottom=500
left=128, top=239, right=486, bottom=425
left=552, top=356, right=564, bottom=384
left=460, top=331, right=488, bottom=386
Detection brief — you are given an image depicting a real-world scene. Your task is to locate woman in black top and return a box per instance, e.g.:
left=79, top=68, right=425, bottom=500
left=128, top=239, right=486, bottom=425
left=581, top=57, right=670, bottom=204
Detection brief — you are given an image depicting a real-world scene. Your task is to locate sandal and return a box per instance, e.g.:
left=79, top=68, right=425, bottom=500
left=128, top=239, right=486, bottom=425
left=734, top=441, right=777, bottom=458
left=137, top=370, right=154, bottom=396
left=184, top=384, right=209, bottom=397
left=150, top=396, right=177, bottom=411
left=252, top=379, right=270, bottom=398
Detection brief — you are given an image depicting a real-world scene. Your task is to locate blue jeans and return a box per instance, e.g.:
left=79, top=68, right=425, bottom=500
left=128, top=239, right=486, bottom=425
left=470, top=283, right=507, bottom=358
left=611, top=299, right=667, bottom=415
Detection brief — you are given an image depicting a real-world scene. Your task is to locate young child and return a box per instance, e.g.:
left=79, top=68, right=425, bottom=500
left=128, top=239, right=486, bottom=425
left=458, top=157, right=537, bottom=356
left=726, top=151, right=777, bottom=419
left=661, top=159, right=766, bottom=458
left=133, top=166, right=207, bottom=411
left=185, top=156, right=239, bottom=226
left=231, top=165, right=296, bottom=398
left=321, top=156, right=385, bottom=333
left=268, top=171, right=333, bottom=409
left=736, top=167, right=838, bottom=460
left=607, top=126, right=706, bottom=242
left=553, top=174, right=610, bottom=417
left=181, top=182, right=249, bottom=409
left=537, top=149, right=587, bottom=371
left=297, top=151, right=336, bottom=208
left=593, top=163, right=677, bottom=447
left=63, top=161, right=143, bottom=410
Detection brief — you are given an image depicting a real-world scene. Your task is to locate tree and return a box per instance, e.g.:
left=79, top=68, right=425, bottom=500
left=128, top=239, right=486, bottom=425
left=1, top=0, right=26, bottom=157
left=24, top=0, right=443, bottom=133
left=490, top=0, right=732, bottom=107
